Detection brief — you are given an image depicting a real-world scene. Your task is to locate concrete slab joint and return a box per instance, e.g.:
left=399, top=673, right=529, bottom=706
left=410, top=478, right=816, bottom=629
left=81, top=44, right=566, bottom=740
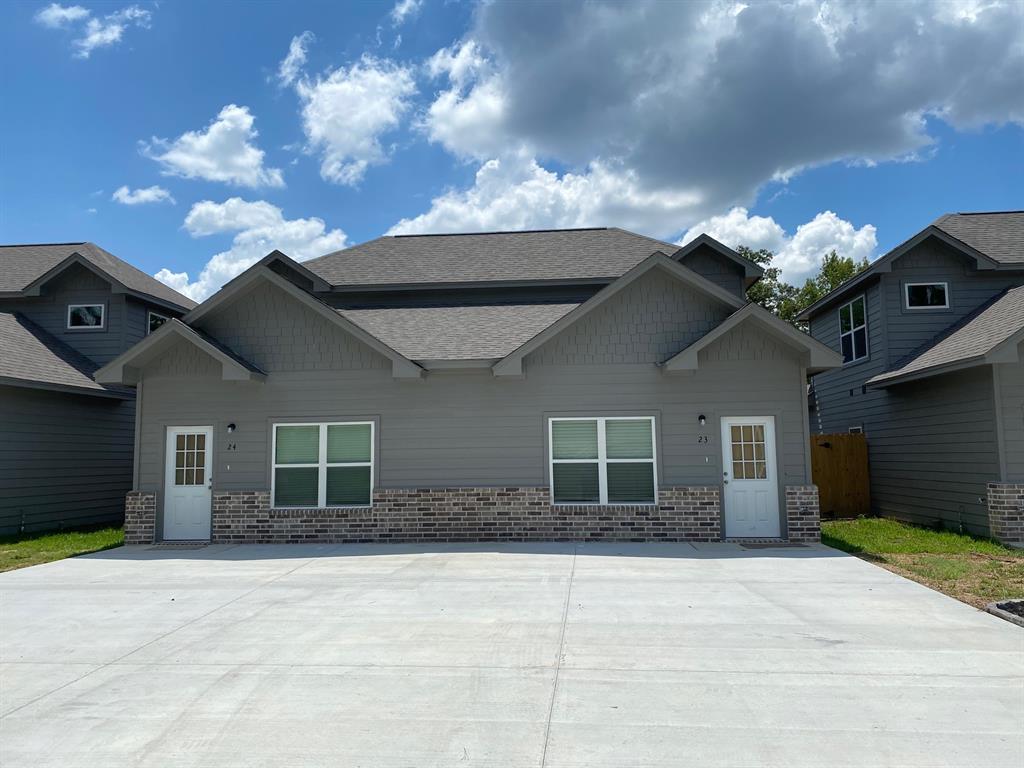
left=785, top=485, right=821, bottom=543
left=987, top=483, right=1024, bottom=547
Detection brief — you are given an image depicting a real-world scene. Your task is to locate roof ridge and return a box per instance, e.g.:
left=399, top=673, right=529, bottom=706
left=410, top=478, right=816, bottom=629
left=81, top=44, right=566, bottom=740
left=390, top=227, right=610, bottom=238
left=0, top=241, right=87, bottom=248
left=953, top=210, right=1024, bottom=216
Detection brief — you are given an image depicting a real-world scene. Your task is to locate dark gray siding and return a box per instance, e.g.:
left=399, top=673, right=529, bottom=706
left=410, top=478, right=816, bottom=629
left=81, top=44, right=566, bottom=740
left=808, top=280, right=886, bottom=434
left=883, top=240, right=1023, bottom=365
left=678, top=246, right=746, bottom=299
left=806, top=237, right=1024, bottom=535
left=868, top=367, right=999, bottom=536
left=135, top=278, right=810, bottom=529
left=0, top=386, right=134, bottom=534
left=0, top=263, right=178, bottom=367
left=996, top=360, right=1024, bottom=482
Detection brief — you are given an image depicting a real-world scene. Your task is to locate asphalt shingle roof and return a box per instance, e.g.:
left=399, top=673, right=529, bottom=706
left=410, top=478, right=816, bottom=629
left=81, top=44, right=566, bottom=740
left=0, top=242, right=196, bottom=309
left=932, top=212, right=1024, bottom=265
left=0, top=311, right=132, bottom=396
left=305, top=228, right=679, bottom=286
left=338, top=303, right=581, bottom=360
left=868, top=285, right=1024, bottom=385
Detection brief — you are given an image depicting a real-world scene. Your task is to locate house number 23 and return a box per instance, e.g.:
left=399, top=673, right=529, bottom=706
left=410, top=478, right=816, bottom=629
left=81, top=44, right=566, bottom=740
left=697, top=435, right=709, bottom=444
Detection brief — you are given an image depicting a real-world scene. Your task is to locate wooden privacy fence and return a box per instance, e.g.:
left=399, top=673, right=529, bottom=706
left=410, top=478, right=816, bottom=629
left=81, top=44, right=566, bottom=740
left=810, top=433, right=870, bottom=519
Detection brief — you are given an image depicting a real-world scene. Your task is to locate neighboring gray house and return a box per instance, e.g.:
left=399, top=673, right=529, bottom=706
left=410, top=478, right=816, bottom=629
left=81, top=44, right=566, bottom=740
left=799, top=212, right=1024, bottom=546
left=97, top=228, right=840, bottom=545
left=0, top=243, right=195, bottom=534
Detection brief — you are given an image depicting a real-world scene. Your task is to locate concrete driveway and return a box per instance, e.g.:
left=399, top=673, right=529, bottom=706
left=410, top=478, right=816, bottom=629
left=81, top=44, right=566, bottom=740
left=1, top=542, right=1021, bottom=767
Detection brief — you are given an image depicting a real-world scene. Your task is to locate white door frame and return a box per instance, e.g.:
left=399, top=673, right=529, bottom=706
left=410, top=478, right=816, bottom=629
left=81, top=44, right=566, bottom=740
left=163, top=426, right=213, bottom=541
left=720, top=416, right=781, bottom=538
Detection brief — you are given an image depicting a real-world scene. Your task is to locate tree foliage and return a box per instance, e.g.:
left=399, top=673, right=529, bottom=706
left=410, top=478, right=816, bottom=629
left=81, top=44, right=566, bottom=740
left=739, top=246, right=870, bottom=327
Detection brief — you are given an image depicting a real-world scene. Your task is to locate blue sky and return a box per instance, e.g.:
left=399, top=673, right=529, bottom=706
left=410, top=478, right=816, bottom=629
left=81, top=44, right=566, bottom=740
left=1, top=0, right=1021, bottom=300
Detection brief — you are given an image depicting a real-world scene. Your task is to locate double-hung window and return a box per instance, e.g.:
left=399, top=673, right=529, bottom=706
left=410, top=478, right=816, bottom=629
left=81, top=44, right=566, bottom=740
left=549, top=417, right=656, bottom=505
left=272, top=422, right=373, bottom=508
left=838, top=295, right=867, bottom=364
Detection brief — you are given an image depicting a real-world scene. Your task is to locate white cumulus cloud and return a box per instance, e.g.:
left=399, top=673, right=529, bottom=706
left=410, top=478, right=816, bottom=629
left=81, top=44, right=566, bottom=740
left=142, top=105, right=285, bottom=189
left=154, top=198, right=347, bottom=301
left=388, top=152, right=700, bottom=236
left=276, top=31, right=314, bottom=88
left=34, top=3, right=89, bottom=28
left=111, top=185, right=175, bottom=205
left=390, top=0, right=423, bottom=26
left=406, top=0, right=1024, bottom=236
left=296, top=56, right=417, bottom=185
left=74, top=6, right=151, bottom=58
left=680, top=207, right=878, bottom=283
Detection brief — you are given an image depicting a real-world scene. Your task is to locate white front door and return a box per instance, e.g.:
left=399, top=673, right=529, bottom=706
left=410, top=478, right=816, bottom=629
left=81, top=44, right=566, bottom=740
left=721, top=416, right=780, bottom=538
left=164, top=426, right=213, bottom=541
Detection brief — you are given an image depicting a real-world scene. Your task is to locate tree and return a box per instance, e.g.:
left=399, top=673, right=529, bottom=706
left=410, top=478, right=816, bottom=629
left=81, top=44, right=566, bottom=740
left=739, top=247, right=870, bottom=327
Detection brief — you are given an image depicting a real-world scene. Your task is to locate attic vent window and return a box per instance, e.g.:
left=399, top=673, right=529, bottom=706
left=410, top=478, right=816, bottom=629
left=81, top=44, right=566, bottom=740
left=67, top=304, right=105, bottom=330
left=905, top=282, right=949, bottom=309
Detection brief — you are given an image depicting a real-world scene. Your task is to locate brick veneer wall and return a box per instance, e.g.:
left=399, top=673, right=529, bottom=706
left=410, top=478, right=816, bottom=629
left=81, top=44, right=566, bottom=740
left=124, top=491, right=156, bottom=545
left=987, top=484, right=1024, bottom=547
left=200, top=486, right=722, bottom=544
left=785, top=485, right=821, bottom=543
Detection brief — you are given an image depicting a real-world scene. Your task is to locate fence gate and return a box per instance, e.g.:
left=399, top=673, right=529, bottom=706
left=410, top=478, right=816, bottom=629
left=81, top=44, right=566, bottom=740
left=810, top=433, right=870, bottom=519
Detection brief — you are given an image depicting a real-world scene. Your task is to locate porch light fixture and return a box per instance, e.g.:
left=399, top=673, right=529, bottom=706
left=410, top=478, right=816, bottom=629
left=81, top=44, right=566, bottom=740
left=226, top=423, right=236, bottom=433
left=698, top=415, right=706, bottom=426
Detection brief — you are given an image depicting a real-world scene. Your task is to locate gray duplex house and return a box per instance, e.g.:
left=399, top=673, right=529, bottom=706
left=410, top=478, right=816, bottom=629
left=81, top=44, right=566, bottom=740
left=800, top=212, right=1024, bottom=546
left=0, top=243, right=195, bottom=534
left=97, top=228, right=840, bottom=545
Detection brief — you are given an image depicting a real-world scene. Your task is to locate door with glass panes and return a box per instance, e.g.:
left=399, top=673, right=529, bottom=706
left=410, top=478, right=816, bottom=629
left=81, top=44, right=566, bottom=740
left=163, top=426, right=213, bottom=540
left=720, top=416, right=780, bottom=537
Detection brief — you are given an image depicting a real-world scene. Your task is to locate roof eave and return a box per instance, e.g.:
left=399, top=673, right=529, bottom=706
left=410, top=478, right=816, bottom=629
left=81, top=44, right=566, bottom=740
left=95, top=319, right=266, bottom=386
left=0, top=375, right=134, bottom=400
left=662, top=304, right=843, bottom=374
left=796, top=226, right=1004, bottom=322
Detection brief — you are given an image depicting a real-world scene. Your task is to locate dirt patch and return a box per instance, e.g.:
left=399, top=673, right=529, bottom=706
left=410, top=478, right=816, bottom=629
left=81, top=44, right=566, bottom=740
left=857, top=552, right=1024, bottom=609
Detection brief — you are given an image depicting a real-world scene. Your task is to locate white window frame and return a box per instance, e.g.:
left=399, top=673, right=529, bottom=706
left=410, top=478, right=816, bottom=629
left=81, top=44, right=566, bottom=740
left=147, top=311, right=170, bottom=334
left=548, top=416, right=657, bottom=506
left=66, top=303, right=105, bottom=330
left=904, top=281, right=950, bottom=310
left=838, top=294, right=868, bottom=364
left=271, top=421, right=374, bottom=509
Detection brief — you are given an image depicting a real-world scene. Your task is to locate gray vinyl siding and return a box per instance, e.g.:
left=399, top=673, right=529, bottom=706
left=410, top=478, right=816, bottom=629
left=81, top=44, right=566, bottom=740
left=807, top=280, right=886, bottom=434
left=995, top=360, right=1024, bottom=482
left=0, top=263, right=178, bottom=367
left=135, top=280, right=810, bottom=530
left=868, top=367, right=999, bottom=536
left=678, top=246, right=746, bottom=299
left=0, top=386, right=134, bottom=534
left=806, top=237, right=1024, bottom=534
left=883, top=240, right=1023, bottom=365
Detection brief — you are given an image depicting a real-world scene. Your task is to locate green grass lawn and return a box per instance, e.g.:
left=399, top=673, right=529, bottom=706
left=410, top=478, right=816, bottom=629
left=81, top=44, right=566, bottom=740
left=823, top=517, right=1024, bottom=608
left=0, top=527, right=124, bottom=573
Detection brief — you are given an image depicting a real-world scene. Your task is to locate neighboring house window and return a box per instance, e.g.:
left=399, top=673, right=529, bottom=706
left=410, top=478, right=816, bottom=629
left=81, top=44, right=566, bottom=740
left=905, top=282, right=949, bottom=309
left=148, top=311, right=169, bottom=334
left=272, top=422, right=373, bottom=508
left=67, top=304, right=104, bottom=329
left=549, top=417, right=656, bottom=505
left=838, top=296, right=867, bottom=364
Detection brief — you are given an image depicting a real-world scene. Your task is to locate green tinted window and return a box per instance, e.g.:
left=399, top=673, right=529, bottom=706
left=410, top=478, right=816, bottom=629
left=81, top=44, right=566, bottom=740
left=326, top=466, right=371, bottom=506
left=552, top=420, right=598, bottom=460
left=275, top=425, right=319, bottom=464
left=606, top=419, right=653, bottom=459
left=327, top=423, right=371, bottom=463
left=274, top=467, right=318, bottom=506
left=552, top=463, right=600, bottom=503
left=607, top=463, right=655, bottom=503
